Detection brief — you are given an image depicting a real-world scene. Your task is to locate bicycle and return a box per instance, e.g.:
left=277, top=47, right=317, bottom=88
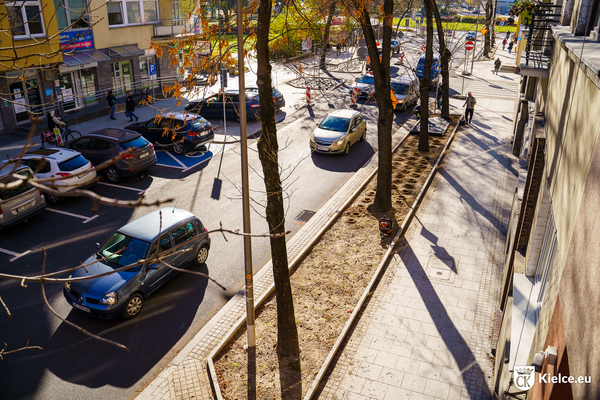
left=136, top=88, right=153, bottom=108
left=40, top=123, right=81, bottom=146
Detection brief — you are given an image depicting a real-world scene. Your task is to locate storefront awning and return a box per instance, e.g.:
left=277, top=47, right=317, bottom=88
left=108, top=45, right=145, bottom=57
left=61, top=50, right=111, bottom=71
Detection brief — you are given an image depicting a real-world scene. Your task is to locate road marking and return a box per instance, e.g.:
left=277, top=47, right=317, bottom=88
left=97, top=182, right=146, bottom=195
left=0, top=248, right=32, bottom=262
left=46, top=208, right=100, bottom=224
left=165, top=151, right=188, bottom=168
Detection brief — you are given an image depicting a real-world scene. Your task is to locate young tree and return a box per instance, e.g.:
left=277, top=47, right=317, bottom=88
left=319, top=0, right=338, bottom=68
left=256, top=0, right=300, bottom=359
left=418, top=0, right=434, bottom=151
left=430, top=0, right=451, bottom=118
left=346, top=0, right=395, bottom=212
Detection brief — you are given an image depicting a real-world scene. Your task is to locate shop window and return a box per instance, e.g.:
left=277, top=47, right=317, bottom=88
left=107, top=0, right=158, bottom=26
left=54, top=0, right=91, bottom=30
left=6, top=1, right=45, bottom=38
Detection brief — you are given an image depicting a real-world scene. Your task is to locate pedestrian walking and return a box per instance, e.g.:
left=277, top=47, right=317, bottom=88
left=506, top=31, right=510, bottom=39
left=436, top=89, right=443, bottom=109
left=502, top=37, right=507, bottom=50
left=125, top=91, right=139, bottom=122
left=336, top=42, right=341, bottom=56
left=494, top=58, right=501, bottom=74
left=462, top=92, right=476, bottom=124
left=106, top=90, right=116, bottom=120
left=508, top=41, right=514, bottom=54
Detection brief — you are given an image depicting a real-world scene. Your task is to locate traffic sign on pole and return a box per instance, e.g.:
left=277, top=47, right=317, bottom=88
left=465, top=41, right=475, bottom=51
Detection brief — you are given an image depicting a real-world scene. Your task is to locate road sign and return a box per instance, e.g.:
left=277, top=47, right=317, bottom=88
left=465, top=41, right=474, bottom=51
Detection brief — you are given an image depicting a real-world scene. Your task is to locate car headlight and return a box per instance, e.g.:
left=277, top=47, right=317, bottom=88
left=65, top=275, right=71, bottom=291
left=310, top=135, right=316, bottom=143
left=100, top=292, right=117, bottom=305
left=334, top=138, right=345, bottom=146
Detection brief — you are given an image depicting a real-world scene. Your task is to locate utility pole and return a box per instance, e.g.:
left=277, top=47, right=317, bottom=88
left=470, top=8, right=480, bottom=75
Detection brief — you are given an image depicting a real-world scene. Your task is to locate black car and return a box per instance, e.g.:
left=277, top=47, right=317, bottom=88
left=185, top=90, right=262, bottom=121
left=245, top=87, right=285, bottom=110
left=67, top=129, right=156, bottom=183
left=124, top=112, right=214, bottom=155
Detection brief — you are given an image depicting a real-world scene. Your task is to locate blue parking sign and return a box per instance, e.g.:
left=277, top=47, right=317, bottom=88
left=149, top=64, right=156, bottom=76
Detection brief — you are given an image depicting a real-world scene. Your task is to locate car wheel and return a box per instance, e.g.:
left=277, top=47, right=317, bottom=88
left=359, top=129, right=367, bottom=142
left=343, top=143, right=350, bottom=155
left=47, top=194, right=62, bottom=205
left=195, top=245, right=209, bottom=266
left=122, top=294, right=143, bottom=319
left=106, top=166, right=122, bottom=183
left=173, top=142, right=185, bottom=155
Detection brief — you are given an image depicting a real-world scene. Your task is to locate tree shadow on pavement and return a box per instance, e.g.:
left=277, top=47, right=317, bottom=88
left=399, top=245, right=493, bottom=398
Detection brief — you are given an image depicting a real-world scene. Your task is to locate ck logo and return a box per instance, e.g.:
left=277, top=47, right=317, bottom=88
left=514, top=366, right=535, bottom=391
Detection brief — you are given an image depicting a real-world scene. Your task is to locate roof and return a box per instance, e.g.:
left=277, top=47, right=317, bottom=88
left=25, top=148, right=81, bottom=162
left=160, top=112, right=205, bottom=121
left=392, top=76, right=418, bottom=84
left=83, top=128, right=140, bottom=141
left=119, top=208, right=197, bottom=242
left=328, top=109, right=361, bottom=119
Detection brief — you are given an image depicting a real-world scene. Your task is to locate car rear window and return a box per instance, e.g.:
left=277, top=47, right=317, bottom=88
left=120, top=136, right=150, bottom=151
left=0, top=167, right=34, bottom=201
left=58, top=155, right=89, bottom=172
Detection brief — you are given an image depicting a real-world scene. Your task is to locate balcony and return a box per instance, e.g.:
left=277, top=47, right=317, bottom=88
left=153, top=18, right=197, bottom=38
left=518, top=4, right=562, bottom=77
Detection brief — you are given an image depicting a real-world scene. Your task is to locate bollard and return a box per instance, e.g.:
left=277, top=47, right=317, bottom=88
left=351, top=87, right=358, bottom=106
left=306, top=86, right=311, bottom=105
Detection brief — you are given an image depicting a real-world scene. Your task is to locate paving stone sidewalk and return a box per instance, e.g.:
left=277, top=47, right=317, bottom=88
left=315, top=99, right=519, bottom=399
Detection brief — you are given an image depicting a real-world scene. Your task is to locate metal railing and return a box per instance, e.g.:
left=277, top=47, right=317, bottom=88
left=153, top=18, right=196, bottom=37
left=523, top=4, right=562, bottom=67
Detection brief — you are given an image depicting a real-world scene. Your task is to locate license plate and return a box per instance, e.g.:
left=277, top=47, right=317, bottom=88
left=77, top=172, right=88, bottom=179
left=317, top=146, right=329, bottom=152
left=17, top=202, right=34, bottom=213
left=139, top=152, right=149, bottom=158
left=72, top=302, right=90, bottom=313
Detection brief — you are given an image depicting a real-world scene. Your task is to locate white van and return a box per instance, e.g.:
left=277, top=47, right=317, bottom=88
left=0, top=162, right=46, bottom=228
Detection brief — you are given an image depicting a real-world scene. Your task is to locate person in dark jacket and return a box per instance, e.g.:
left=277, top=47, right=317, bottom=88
left=494, top=58, right=502, bottom=74
left=106, top=90, right=116, bottom=120
left=125, top=91, right=138, bottom=122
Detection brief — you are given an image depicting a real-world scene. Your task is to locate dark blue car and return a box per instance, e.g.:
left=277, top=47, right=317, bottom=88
left=64, top=208, right=211, bottom=319
left=415, top=54, right=441, bottom=89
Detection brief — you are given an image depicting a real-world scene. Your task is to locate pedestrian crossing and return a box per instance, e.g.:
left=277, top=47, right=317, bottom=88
left=463, top=79, right=519, bottom=99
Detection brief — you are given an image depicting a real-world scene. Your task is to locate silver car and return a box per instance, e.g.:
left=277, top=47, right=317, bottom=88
left=0, top=163, right=46, bottom=228
left=310, top=110, right=367, bottom=155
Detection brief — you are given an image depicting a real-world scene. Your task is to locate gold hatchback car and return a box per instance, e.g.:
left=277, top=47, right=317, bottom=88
left=310, top=109, right=367, bottom=155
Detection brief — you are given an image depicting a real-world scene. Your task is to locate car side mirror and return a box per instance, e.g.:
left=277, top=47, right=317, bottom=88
left=148, top=264, right=159, bottom=270
left=96, top=243, right=100, bottom=250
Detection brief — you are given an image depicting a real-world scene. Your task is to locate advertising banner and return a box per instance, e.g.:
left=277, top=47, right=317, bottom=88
left=60, top=30, right=94, bottom=51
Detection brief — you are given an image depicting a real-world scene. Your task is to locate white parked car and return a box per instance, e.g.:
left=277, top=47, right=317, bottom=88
left=19, top=148, right=97, bottom=204
left=349, top=72, right=376, bottom=98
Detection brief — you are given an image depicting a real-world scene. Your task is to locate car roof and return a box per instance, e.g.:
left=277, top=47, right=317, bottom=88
left=24, top=147, right=83, bottom=161
left=392, top=76, right=417, bottom=84
left=119, top=207, right=198, bottom=242
left=160, top=112, right=205, bottom=121
left=83, top=128, right=141, bottom=142
left=419, top=54, right=440, bottom=61
left=327, top=109, right=362, bottom=119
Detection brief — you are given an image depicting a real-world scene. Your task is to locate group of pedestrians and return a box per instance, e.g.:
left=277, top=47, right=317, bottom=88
left=502, top=31, right=517, bottom=54
left=106, top=90, right=138, bottom=122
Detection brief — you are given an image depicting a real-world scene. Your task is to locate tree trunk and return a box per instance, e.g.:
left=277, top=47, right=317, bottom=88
left=353, top=0, right=394, bottom=212
left=429, top=0, right=450, bottom=118
left=419, top=0, right=434, bottom=152
left=484, top=0, right=493, bottom=57
left=256, top=0, right=300, bottom=358
left=320, top=0, right=338, bottom=69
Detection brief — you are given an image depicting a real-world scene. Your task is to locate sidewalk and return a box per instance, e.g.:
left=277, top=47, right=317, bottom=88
left=316, top=53, right=520, bottom=399
left=135, top=52, right=521, bottom=399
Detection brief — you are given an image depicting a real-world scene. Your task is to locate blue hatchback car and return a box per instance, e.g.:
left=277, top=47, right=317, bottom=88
left=64, top=208, right=211, bottom=319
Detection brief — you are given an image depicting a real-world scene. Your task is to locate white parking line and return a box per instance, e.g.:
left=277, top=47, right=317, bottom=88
left=97, top=182, right=146, bottom=195
left=165, top=151, right=188, bottom=169
left=46, top=208, right=100, bottom=224
left=0, top=248, right=32, bottom=262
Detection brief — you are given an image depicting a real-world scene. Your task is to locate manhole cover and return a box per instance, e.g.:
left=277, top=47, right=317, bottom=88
left=296, top=210, right=316, bottom=222
left=426, top=256, right=456, bottom=283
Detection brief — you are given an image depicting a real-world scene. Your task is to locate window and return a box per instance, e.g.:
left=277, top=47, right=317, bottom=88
left=90, top=139, right=114, bottom=150
left=107, top=0, right=158, bottom=26
left=535, top=212, right=557, bottom=303
left=54, top=0, right=91, bottom=30
left=6, top=1, right=45, bottom=38
left=172, top=222, right=196, bottom=245
left=171, top=0, right=181, bottom=21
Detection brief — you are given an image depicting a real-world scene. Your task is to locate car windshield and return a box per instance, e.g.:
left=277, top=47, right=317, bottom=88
left=318, top=116, right=351, bottom=132
left=0, top=167, right=34, bottom=201
left=356, top=75, right=375, bottom=84
left=97, top=232, right=150, bottom=272
left=58, top=155, right=89, bottom=171
left=391, top=82, right=410, bottom=95
left=120, top=136, right=149, bottom=151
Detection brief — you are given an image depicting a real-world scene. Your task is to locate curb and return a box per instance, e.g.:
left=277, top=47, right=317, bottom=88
left=206, top=118, right=418, bottom=400
left=304, top=114, right=463, bottom=399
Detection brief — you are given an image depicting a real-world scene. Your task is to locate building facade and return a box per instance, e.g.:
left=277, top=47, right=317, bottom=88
left=0, top=0, right=187, bottom=136
left=493, top=0, right=600, bottom=399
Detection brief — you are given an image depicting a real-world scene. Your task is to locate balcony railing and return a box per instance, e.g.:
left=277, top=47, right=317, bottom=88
left=153, top=18, right=197, bottom=38
left=522, top=4, right=562, bottom=68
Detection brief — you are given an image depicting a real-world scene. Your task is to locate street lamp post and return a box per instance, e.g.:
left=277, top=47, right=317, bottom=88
left=236, top=0, right=255, bottom=348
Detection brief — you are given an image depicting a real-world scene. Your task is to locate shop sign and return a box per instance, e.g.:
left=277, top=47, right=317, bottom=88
left=60, top=30, right=94, bottom=51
